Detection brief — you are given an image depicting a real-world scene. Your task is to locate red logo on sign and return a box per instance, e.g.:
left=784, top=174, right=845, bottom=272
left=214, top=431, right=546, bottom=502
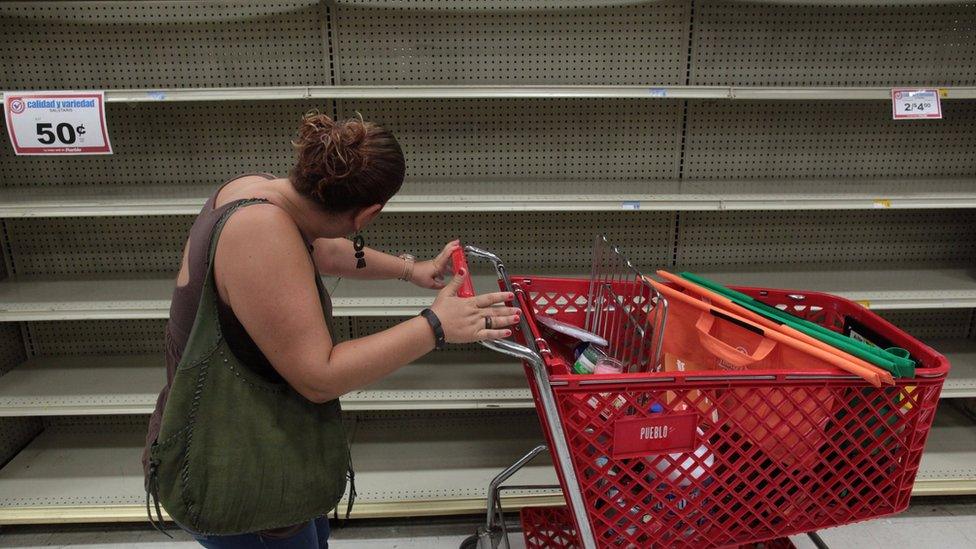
left=9, top=99, right=25, bottom=114
left=611, top=413, right=698, bottom=459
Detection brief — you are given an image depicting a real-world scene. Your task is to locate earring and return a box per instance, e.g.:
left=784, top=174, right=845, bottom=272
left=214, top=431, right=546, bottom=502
left=353, top=234, right=366, bottom=269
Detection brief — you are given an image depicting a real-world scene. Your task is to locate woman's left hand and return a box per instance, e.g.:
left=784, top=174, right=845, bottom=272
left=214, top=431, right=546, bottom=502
left=411, top=240, right=460, bottom=289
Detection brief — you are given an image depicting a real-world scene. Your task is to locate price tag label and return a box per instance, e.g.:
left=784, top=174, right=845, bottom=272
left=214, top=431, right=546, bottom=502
left=891, top=88, right=942, bottom=120
left=3, top=91, right=112, bottom=155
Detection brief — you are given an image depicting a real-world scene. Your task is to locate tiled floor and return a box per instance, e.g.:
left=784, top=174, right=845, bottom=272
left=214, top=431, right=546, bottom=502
left=1, top=498, right=974, bottom=548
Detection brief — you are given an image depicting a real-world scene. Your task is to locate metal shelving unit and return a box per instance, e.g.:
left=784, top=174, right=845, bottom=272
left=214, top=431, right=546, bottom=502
left=914, top=404, right=976, bottom=496
left=1, top=340, right=974, bottom=418
left=4, top=86, right=976, bottom=103
left=0, top=411, right=561, bottom=524
left=2, top=268, right=975, bottom=322
left=0, top=351, right=532, bottom=416
left=0, top=405, right=972, bottom=525
left=1, top=0, right=975, bottom=529
left=1, top=179, right=975, bottom=217
left=932, top=339, right=976, bottom=399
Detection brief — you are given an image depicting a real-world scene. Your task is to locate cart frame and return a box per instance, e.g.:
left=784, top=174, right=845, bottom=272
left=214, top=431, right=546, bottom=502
left=462, top=245, right=600, bottom=549
left=458, top=242, right=948, bottom=549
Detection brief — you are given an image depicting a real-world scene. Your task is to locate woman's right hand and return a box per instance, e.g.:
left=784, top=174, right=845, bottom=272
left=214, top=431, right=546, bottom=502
left=429, top=269, right=521, bottom=343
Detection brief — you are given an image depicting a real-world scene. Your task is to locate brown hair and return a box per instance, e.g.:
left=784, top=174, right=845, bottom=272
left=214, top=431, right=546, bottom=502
left=290, top=112, right=405, bottom=213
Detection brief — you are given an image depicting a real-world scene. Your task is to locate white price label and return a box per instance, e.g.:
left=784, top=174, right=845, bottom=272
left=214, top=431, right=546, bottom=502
left=3, top=91, right=112, bottom=155
left=891, top=88, right=942, bottom=120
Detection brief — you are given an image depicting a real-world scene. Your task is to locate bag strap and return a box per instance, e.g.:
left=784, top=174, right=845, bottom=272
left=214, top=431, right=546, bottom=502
left=177, top=199, right=271, bottom=361
left=695, top=311, right=777, bottom=370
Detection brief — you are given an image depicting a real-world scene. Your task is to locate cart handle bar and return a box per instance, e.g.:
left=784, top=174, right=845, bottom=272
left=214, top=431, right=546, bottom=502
left=452, top=244, right=598, bottom=549
left=452, top=245, right=548, bottom=366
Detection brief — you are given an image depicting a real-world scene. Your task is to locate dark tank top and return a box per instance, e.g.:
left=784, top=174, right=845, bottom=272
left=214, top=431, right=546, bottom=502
left=143, top=173, right=329, bottom=476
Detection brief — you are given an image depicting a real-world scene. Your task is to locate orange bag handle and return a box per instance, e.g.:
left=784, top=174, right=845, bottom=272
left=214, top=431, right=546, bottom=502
left=695, top=311, right=777, bottom=370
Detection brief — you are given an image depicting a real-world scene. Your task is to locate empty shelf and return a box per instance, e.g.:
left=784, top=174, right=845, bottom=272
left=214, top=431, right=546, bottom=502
left=913, top=403, right=976, bottom=496
left=1, top=179, right=974, bottom=217
left=693, top=268, right=976, bottom=310
left=3, top=86, right=975, bottom=103
left=1, top=269, right=973, bottom=321
left=0, top=406, right=972, bottom=525
left=931, top=339, right=976, bottom=399
left=0, top=351, right=531, bottom=416
left=0, top=277, right=174, bottom=321
left=0, top=411, right=559, bottom=524
left=1, top=338, right=969, bottom=418
left=0, top=275, right=498, bottom=320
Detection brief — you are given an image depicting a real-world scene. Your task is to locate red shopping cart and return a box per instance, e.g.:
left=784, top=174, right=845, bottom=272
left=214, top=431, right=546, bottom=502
left=456, top=237, right=949, bottom=549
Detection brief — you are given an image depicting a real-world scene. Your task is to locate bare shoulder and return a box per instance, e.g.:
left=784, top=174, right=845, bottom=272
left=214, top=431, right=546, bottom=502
left=215, top=203, right=311, bottom=279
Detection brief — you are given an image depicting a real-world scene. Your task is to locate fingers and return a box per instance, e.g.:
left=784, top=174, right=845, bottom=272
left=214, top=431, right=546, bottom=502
left=442, top=239, right=460, bottom=255
left=434, top=240, right=461, bottom=269
left=489, top=314, right=520, bottom=328
left=475, top=291, right=514, bottom=307
left=485, top=306, right=520, bottom=317
left=440, top=269, right=466, bottom=297
left=478, top=329, right=513, bottom=340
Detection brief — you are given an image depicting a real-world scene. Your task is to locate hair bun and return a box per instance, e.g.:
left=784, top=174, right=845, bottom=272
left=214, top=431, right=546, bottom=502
left=290, top=111, right=405, bottom=213
left=294, top=112, right=369, bottom=184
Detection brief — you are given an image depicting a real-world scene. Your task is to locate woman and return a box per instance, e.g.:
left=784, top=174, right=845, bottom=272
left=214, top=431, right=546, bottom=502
left=144, top=112, right=520, bottom=548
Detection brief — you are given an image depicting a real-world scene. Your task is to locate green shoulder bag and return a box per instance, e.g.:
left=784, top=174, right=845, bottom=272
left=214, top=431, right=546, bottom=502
left=147, top=199, right=351, bottom=535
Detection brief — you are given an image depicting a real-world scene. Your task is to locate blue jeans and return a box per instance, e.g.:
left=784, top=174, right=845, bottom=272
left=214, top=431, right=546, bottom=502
left=190, top=517, right=330, bottom=549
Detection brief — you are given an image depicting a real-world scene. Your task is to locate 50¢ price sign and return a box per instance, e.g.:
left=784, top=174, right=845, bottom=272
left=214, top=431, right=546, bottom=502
left=3, top=91, right=112, bottom=155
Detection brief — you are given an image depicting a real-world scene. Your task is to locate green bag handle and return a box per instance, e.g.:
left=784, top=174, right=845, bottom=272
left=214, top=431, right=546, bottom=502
left=679, top=272, right=916, bottom=378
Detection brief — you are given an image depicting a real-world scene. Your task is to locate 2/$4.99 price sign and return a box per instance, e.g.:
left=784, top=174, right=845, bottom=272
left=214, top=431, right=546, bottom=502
left=3, top=91, right=113, bottom=155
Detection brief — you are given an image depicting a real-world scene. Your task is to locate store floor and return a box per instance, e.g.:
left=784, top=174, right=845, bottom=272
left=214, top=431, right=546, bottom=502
left=1, top=498, right=974, bottom=548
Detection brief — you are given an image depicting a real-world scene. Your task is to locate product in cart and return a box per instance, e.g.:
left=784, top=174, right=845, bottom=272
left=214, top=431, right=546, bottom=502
left=650, top=277, right=892, bottom=387
left=537, top=313, right=609, bottom=347
left=657, top=270, right=897, bottom=384
left=678, top=271, right=915, bottom=378
left=574, top=343, right=608, bottom=374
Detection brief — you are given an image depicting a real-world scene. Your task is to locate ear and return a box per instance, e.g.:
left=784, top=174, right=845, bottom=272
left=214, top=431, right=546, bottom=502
left=353, top=203, right=384, bottom=231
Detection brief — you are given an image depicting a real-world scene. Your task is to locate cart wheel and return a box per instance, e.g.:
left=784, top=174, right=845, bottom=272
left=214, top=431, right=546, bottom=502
left=459, top=534, right=480, bottom=549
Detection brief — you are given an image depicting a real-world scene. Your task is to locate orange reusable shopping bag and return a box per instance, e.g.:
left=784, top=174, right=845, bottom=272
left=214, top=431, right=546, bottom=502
left=656, top=282, right=837, bottom=470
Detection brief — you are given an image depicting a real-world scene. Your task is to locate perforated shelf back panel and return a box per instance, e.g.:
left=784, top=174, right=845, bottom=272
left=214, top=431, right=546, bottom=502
left=28, top=320, right=167, bottom=357
left=3, top=212, right=676, bottom=276
left=332, top=0, right=690, bottom=85
left=1, top=99, right=683, bottom=191
left=691, top=1, right=976, bottom=86
left=0, top=325, right=35, bottom=465
left=0, top=324, right=26, bottom=377
left=674, top=210, right=976, bottom=271
left=5, top=217, right=192, bottom=277
left=337, top=99, right=683, bottom=183
left=351, top=317, right=481, bottom=352
left=683, top=101, right=976, bottom=181
left=0, top=0, right=331, bottom=90
left=876, top=309, right=974, bottom=341
left=0, top=102, right=313, bottom=190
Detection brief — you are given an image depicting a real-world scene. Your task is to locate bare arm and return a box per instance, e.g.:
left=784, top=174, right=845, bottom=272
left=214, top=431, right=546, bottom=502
left=311, top=237, right=457, bottom=289
left=215, top=206, right=518, bottom=403
left=311, top=237, right=406, bottom=280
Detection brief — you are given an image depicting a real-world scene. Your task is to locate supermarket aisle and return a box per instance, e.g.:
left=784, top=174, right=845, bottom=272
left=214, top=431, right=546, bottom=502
left=1, top=498, right=975, bottom=549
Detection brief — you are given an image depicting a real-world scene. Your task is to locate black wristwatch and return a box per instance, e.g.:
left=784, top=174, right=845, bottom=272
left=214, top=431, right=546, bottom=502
left=420, top=308, right=446, bottom=350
